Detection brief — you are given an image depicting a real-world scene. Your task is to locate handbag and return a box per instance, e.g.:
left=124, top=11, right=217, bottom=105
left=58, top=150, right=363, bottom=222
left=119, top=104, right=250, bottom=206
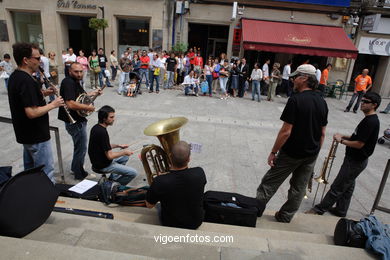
left=50, top=71, right=57, bottom=77
left=154, top=68, right=160, bottom=76
left=93, top=66, right=101, bottom=73
left=0, top=71, right=9, bottom=79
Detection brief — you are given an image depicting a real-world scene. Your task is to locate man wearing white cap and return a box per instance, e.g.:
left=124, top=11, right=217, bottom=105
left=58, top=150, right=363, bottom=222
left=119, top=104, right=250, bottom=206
left=256, top=64, right=328, bottom=223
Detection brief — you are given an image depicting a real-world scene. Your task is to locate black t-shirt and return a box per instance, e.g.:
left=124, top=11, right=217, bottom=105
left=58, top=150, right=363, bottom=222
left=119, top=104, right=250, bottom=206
left=280, top=90, right=328, bottom=158
left=146, top=167, right=207, bottom=229
left=88, top=124, right=112, bottom=169
left=346, top=114, right=380, bottom=161
left=98, top=55, right=107, bottom=68
left=166, top=58, right=177, bottom=72
left=8, top=70, right=50, bottom=144
left=58, top=77, right=87, bottom=123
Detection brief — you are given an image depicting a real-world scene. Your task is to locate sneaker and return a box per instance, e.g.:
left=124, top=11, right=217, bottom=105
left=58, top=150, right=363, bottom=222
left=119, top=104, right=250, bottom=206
left=85, top=173, right=97, bottom=180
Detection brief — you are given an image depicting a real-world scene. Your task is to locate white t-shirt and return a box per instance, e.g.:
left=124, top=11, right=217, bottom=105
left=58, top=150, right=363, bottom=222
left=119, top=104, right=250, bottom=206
left=315, top=69, right=321, bottom=82
left=150, top=58, right=162, bottom=69
left=282, top=65, right=291, bottom=80
left=67, top=53, right=77, bottom=63
left=251, top=69, right=263, bottom=81
left=40, top=56, right=51, bottom=78
left=183, top=75, right=195, bottom=85
left=262, top=63, right=269, bottom=78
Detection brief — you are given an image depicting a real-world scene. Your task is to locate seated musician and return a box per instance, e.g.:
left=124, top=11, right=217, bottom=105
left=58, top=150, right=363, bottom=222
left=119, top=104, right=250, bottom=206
left=146, top=141, right=207, bottom=229
left=88, top=105, right=138, bottom=185
left=182, top=70, right=199, bottom=96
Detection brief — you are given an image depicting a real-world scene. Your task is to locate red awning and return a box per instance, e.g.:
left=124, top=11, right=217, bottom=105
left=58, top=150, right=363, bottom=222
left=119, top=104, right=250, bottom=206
left=242, top=19, right=358, bottom=59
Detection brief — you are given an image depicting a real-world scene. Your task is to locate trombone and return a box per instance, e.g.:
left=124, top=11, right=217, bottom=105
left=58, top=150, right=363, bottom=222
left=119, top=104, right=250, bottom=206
left=310, top=139, right=338, bottom=206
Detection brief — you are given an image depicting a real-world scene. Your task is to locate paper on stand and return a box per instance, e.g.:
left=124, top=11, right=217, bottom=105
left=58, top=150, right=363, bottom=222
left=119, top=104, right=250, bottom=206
left=69, top=180, right=98, bottom=194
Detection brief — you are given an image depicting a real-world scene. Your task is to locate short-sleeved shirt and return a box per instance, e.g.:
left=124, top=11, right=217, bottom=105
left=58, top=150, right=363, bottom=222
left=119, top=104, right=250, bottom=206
left=8, top=70, right=50, bottom=144
left=355, top=75, right=372, bottom=92
left=280, top=90, right=328, bottom=158
left=319, top=68, right=329, bottom=85
left=98, top=54, right=108, bottom=68
left=140, top=56, right=150, bottom=69
left=262, top=63, right=269, bottom=78
left=146, top=167, right=207, bottom=229
left=58, top=77, right=87, bottom=123
left=188, top=52, right=195, bottom=64
left=166, top=57, right=177, bottom=72
left=346, top=114, right=380, bottom=161
left=88, top=124, right=112, bottom=169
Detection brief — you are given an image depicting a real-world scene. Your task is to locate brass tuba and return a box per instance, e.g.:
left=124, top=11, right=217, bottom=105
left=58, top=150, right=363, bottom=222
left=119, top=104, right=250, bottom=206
left=140, top=117, right=188, bottom=184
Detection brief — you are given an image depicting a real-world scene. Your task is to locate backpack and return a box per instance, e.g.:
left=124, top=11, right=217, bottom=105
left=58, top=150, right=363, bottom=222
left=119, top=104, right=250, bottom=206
left=334, top=218, right=367, bottom=248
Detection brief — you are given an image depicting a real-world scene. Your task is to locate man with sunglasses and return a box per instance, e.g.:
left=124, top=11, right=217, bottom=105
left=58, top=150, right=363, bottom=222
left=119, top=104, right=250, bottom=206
left=256, top=64, right=328, bottom=223
left=8, top=43, right=64, bottom=183
left=307, top=92, right=381, bottom=217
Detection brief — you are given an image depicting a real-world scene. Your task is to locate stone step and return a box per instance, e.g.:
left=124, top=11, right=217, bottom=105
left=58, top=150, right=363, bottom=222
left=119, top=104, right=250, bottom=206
left=0, top=235, right=159, bottom=260
left=56, top=196, right=341, bottom=236
left=24, top=212, right=374, bottom=260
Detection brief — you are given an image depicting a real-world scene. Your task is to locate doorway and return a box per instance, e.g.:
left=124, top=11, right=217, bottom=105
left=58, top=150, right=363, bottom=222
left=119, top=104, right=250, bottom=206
left=188, top=23, right=229, bottom=60
left=67, top=15, right=97, bottom=56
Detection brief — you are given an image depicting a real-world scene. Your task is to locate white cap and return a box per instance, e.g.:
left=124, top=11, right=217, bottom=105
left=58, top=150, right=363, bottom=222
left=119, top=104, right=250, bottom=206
left=289, top=64, right=316, bottom=77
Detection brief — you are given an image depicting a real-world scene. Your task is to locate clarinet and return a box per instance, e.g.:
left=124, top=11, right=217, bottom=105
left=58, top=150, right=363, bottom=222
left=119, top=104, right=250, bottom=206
left=39, top=67, right=76, bottom=124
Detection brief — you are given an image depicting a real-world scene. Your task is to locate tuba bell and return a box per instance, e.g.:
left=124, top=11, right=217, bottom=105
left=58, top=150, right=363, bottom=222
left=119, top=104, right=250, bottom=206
left=140, top=117, right=188, bottom=184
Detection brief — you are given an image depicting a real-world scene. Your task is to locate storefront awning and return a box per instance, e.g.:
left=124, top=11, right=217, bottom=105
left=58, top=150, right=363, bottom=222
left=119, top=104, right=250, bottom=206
left=242, top=19, right=358, bottom=59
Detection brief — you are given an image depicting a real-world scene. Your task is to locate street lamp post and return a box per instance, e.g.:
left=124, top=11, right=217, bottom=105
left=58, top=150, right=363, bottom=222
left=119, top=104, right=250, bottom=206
left=98, top=6, right=105, bottom=51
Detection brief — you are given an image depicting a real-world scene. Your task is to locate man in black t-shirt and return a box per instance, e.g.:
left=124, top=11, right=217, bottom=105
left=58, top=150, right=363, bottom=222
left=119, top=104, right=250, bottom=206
left=97, top=48, right=112, bottom=88
left=88, top=105, right=138, bottom=185
left=146, top=141, right=207, bottom=229
left=8, top=43, right=64, bottom=183
left=308, top=92, right=381, bottom=217
left=164, top=53, right=177, bottom=89
left=256, top=64, right=328, bottom=223
left=58, top=62, right=101, bottom=180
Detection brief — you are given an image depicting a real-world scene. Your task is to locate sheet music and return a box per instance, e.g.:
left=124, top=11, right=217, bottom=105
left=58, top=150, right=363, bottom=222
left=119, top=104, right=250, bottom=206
left=190, top=143, right=202, bottom=153
left=68, top=180, right=97, bottom=194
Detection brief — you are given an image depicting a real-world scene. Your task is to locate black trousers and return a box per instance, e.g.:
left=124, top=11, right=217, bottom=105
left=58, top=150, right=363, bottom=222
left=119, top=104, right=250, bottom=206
left=238, top=76, right=246, bottom=97
left=314, top=156, right=368, bottom=216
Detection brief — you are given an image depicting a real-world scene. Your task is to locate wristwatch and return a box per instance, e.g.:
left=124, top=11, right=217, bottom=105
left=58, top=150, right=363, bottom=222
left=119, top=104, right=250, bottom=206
left=340, top=139, right=344, bottom=144
left=271, top=151, right=277, bottom=155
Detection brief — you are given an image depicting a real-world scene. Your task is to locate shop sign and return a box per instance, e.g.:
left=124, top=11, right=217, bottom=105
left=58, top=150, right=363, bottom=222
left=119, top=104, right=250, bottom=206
left=358, top=37, right=390, bottom=56
left=57, top=0, right=97, bottom=10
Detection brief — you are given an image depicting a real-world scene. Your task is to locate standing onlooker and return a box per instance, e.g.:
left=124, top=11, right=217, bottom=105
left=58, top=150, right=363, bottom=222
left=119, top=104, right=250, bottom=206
left=281, top=60, right=292, bottom=97
left=314, top=64, right=321, bottom=83
left=319, top=64, right=332, bottom=97
left=0, top=54, right=14, bottom=90
left=262, top=59, right=270, bottom=95
left=250, top=63, right=263, bottom=102
left=158, top=52, right=167, bottom=87
left=118, top=52, right=131, bottom=95
left=139, top=50, right=150, bottom=90
left=256, top=64, right=328, bottom=223
left=268, top=63, right=281, bottom=102
left=164, top=52, right=177, bottom=89
left=211, top=58, right=220, bottom=95
left=229, top=61, right=239, bottom=97
left=48, top=52, right=59, bottom=85
left=308, top=92, right=381, bottom=217
left=110, top=50, right=119, bottom=81
left=184, top=52, right=191, bottom=76
left=203, top=59, right=213, bottom=97
left=132, top=53, right=141, bottom=74
left=150, top=54, right=162, bottom=93
left=62, top=50, right=69, bottom=76
left=219, top=60, right=229, bottom=100
left=97, top=48, right=112, bottom=88
left=64, top=48, right=76, bottom=77
left=176, top=53, right=185, bottom=85
left=345, top=69, right=373, bottom=113
left=238, top=58, right=249, bottom=98
left=194, top=53, right=203, bottom=75
left=88, top=50, right=99, bottom=89
left=77, top=50, right=89, bottom=89
left=8, top=42, right=64, bottom=183
left=187, top=48, right=195, bottom=70
left=39, top=49, right=54, bottom=102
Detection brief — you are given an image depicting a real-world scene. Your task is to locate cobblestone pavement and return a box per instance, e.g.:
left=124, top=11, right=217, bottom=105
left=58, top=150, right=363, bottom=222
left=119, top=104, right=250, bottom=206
left=0, top=76, right=389, bottom=222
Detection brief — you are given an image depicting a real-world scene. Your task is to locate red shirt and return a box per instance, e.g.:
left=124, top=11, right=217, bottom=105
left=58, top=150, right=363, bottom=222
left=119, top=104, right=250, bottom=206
left=194, top=56, right=203, bottom=67
left=188, top=52, right=195, bottom=65
left=140, top=56, right=150, bottom=69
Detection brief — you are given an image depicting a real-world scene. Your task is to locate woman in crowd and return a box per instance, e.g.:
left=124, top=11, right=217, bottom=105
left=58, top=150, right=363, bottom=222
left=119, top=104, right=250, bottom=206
left=268, top=62, right=281, bottom=102
left=176, top=53, right=185, bottom=85
left=203, top=58, right=213, bottom=97
left=229, top=60, right=239, bottom=98
left=132, top=53, right=141, bottom=75
left=88, top=49, right=99, bottom=89
left=48, top=51, right=59, bottom=86
left=219, top=60, right=230, bottom=99
left=158, top=52, right=167, bottom=87
left=211, top=57, right=220, bottom=95
left=250, top=63, right=263, bottom=102
left=110, top=50, right=119, bottom=81
left=219, top=53, right=228, bottom=65
left=77, top=50, right=89, bottom=89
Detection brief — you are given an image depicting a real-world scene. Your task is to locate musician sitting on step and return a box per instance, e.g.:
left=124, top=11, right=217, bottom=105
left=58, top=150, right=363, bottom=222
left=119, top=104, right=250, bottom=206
left=146, top=141, right=207, bottom=229
left=88, top=105, right=138, bottom=185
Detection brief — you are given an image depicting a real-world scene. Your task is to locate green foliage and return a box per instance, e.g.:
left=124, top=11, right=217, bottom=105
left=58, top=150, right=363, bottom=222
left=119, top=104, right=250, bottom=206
left=88, top=18, right=108, bottom=31
left=171, top=42, right=188, bottom=53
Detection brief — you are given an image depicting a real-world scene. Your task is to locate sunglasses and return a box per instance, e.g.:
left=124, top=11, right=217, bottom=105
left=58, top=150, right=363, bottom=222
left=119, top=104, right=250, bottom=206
left=361, top=99, right=373, bottom=104
left=29, top=56, right=41, bottom=61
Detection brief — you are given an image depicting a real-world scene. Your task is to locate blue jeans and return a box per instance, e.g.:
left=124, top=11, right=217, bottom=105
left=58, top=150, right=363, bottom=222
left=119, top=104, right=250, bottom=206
left=65, top=121, right=88, bottom=179
left=139, top=68, right=149, bottom=88
left=165, top=71, right=175, bottom=89
left=150, top=74, right=160, bottom=92
left=118, top=71, right=129, bottom=94
left=100, top=156, right=138, bottom=186
left=98, top=67, right=112, bottom=88
left=184, top=84, right=199, bottom=95
left=23, top=140, right=55, bottom=183
left=4, top=78, right=9, bottom=90
left=206, top=75, right=213, bottom=95
left=219, top=77, right=228, bottom=94
left=252, top=80, right=261, bottom=102
left=346, top=91, right=364, bottom=112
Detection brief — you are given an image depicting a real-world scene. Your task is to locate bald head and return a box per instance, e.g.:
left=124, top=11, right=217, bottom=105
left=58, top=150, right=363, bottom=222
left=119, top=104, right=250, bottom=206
left=171, top=141, right=191, bottom=168
left=362, top=69, right=369, bottom=76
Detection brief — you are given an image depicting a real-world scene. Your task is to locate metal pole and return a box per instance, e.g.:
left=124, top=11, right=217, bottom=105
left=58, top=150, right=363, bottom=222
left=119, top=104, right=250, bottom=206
left=99, top=6, right=105, bottom=51
left=53, top=127, right=65, bottom=184
left=370, top=159, right=390, bottom=215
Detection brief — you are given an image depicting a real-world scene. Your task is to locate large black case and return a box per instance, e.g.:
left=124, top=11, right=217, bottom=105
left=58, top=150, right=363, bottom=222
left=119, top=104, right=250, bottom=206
left=55, top=183, right=101, bottom=201
left=203, top=191, right=265, bottom=227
